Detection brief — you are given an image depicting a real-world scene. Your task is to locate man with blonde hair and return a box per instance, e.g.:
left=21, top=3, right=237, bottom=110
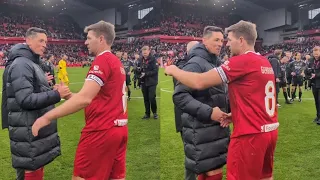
left=32, top=21, right=128, bottom=180
left=165, top=20, right=279, bottom=180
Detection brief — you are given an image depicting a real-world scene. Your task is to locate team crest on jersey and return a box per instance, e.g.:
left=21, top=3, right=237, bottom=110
left=89, top=65, right=103, bottom=75
left=93, top=65, right=99, bottom=71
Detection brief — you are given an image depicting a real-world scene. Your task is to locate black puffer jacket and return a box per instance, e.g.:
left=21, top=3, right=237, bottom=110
left=268, top=54, right=281, bottom=79
left=173, top=43, right=230, bottom=174
left=309, top=56, right=320, bottom=88
left=5, top=43, right=61, bottom=170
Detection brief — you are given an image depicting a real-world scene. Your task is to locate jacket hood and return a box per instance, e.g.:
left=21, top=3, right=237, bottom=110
left=188, top=43, right=220, bottom=66
left=7, top=43, right=40, bottom=66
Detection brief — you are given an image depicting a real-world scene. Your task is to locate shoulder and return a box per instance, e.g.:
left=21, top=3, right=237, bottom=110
left=11, top=57, right=32, bottom=68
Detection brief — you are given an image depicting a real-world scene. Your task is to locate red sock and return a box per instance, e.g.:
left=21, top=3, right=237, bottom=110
left=24, top=167, right=44, bottom=180
left=198, top=174, right=206, bottom=180
left=205, top=173, right=223, bottom=180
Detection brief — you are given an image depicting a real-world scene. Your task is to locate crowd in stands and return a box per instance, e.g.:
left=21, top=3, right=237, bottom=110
left=0, top=43, right=88, bottom=66
left=0, top=2, right=319, bottom=67
left=0, top=12, right=84, bottom=39
left=266, top=38, right=320, bottom=56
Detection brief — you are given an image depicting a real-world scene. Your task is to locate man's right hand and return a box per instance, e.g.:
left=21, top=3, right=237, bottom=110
left=220, top=113, right=232, bottom=128
left=56, top=82, right=71, bottom=98
left=211, top=107, right=228, bottom=122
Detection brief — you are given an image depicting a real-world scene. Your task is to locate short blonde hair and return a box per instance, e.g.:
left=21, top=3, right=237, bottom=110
left=225, top=20, right=258, bottom=46
left=84, top=21, right=115, bottom=46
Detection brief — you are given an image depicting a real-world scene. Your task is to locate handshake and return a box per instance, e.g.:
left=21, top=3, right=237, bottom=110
left=45, top=73, right=72, bottom=99
left=53, top=82, right=72, bottom=100
left=211, top=107, right=232, bottom=128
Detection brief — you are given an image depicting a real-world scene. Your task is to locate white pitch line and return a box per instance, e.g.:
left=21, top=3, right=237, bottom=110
left=160, top=88, right=174, bottom=93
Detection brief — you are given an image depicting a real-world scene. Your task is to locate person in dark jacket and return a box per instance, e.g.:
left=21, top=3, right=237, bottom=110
left=268, top=49, right=282, bottom=106
left=289, top=52, right=306, bottom=102
left=172, top=41, right=199, bottom=180
left=304, top=54, right=312, bottom=90
left=121, top=52, right=133, bottom=100
left=138, top=46, right=159, bottom=119
left=173, top=26, right=229, bottom=180
left=309, top=46, right=320, bottom=124
left=40, top=54, right=56, bottom=87
left=1, top=27, right=71, bottom=180
left=285, top=51, right=294, bottom=99
left=132, top=52, right=141, bottom=89
left=279, top=55, right=292, bottom=104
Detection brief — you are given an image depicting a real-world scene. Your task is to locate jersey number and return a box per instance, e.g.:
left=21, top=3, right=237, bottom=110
left=265, top=81, right=276, bottom=117
left=122, top=81, right=128, bottom=114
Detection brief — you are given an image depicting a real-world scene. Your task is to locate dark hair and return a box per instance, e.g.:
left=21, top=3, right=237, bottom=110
left=141, top=46, right=150, bottom=51
left=274, top=49, right=282, bottom=57
left=26, top=27, right=47, bottom=37
left=203, top=26, right=224, bottom=38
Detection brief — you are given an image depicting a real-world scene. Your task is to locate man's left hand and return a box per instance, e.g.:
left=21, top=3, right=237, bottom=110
left=211, top=107, right=228, bottom=122
left=32, top=116, right=51, bottom=136
left=164, top=65, right=178, bottom=76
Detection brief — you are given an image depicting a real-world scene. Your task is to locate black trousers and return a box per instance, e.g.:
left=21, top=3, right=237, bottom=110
left=276, top=82, right=280, bottom=103
left=141, top=84, right=157, bottom=115
left=16, top=169, right=24, bottom=180
left=312, top=86, right=320, bottom=118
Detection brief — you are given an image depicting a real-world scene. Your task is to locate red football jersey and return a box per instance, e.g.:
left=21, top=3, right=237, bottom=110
left=216, top=51, right=278, bottom=138
left=82, top=51, right=128, bottom=132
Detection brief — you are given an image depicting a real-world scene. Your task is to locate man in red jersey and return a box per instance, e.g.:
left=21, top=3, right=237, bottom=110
left=31, top=21, right=128, bottom=180
left=165, top=20, right=279, bottom=180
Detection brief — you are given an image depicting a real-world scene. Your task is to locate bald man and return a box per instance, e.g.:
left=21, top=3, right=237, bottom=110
left=173, top=41, right=199, bottom=132
left=172, top=41, right=199, bottom=180
left=187, top=41, right=199, bottom=53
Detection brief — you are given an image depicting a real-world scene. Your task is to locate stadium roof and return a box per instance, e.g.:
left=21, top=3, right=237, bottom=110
left=246, top=0, right=320, bottom=10
left=78, top=0, right=151, bottom=10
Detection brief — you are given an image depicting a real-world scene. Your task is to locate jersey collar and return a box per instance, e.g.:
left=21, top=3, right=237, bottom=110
left=97, top=50, right=111, bottom=56
left=244, top=51, right=260, bottom=55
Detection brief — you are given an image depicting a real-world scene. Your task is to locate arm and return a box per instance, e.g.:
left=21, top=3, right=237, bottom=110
left=173, top=62, right=213, bottom=122
left=10, top=60, right=61, bottom=110
left=41, top=80, right=100, bottom=120
left=269, top=58, right=278, bottom=78
left=166, top=66, right=223, bottom=90
left=165, top=56, right=249, bottom=90
left=39, top=55, right=110, bottom=121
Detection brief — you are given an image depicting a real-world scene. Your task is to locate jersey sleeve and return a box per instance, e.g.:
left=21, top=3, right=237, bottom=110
left=215, top=56, right=249, bottom=83
left=86, top=56, right=111, bottom=86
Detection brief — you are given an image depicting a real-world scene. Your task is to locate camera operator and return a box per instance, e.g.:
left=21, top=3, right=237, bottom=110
left=138, top=46, right=159, bottom=120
